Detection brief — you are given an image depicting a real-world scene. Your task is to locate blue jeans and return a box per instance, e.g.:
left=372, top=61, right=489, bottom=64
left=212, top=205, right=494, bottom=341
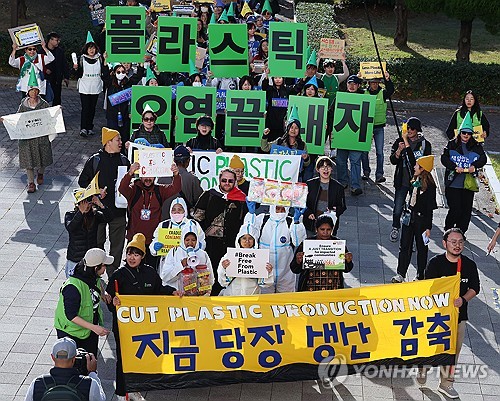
left=392, top=186, right=410, bottom=228
left=361, top=127, right=385, bottom=179
left=337, top=149, right=362, bottom=190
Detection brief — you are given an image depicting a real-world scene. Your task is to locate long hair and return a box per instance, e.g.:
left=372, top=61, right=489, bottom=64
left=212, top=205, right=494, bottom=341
left=459, top=90, right=481, bottom=121
left=455, top=129, right=479, bottom=150
left=412, top=169, right=436, bottom=192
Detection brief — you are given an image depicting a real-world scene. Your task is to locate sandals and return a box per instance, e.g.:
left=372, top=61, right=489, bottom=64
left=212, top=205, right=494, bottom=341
left=37, top=173, right=44, bottom=185
left=27, top=183, right=36, bottom=193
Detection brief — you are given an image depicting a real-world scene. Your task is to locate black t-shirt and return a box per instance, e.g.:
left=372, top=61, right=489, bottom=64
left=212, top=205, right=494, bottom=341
left=424, top=254, right=480, bottom=322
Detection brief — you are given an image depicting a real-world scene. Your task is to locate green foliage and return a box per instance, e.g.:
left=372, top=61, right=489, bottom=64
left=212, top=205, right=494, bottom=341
left=296, top=2, right=343, bottom=49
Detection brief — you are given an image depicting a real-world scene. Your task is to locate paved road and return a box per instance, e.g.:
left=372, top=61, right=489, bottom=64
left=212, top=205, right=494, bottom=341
left=0, top=83, right=498, bottom=401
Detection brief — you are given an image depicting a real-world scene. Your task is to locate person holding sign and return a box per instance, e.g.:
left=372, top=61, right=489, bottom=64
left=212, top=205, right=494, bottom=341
left=441, top=112, right=486, bottom=234
left=445, top=90, right=490, bottom=141
left=291, top=214, right=353, bottom=291
left=119, top=161, right=181, bottom=267
left=218, top=222, right=273, bottom=296
left=126, top=106, right=169, bottom=149
left=9, top=40, right=54, bottom=98
left=186, top=115, right=224, bottom=153
left=391, top=155, right=437, bottom=283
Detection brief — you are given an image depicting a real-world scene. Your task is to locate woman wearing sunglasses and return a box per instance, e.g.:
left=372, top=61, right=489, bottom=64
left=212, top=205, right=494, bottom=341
left=9, top=41, right=54, bottom=98
left=126, top=108, right=168, bottom=150
left=441, top=111, right=486, bottom=234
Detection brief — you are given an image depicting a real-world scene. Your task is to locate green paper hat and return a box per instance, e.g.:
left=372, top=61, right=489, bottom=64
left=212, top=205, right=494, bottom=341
left=227, top=3, right=235, bottom=18
left=86, top=31, right=94, bottom=44
left=209, top=13, right=217, bottom=25
left=262, top=0, right=273, bottom=14
left=145, top=67, right=156, bottom=84
left=27, top=66, right=39, bottom=89
left=288, top=105, right=300, bottom=123
left=218, top=9, right=229, bottom=23
left=305, top=46, right=311, bottom=64
left=459, top=111, right=474, bottom=133
left=189, top=59, right=198, bottom=76
left=307, top=49, right=318, bottom=67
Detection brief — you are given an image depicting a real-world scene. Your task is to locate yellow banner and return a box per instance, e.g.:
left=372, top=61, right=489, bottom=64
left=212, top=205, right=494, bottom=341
left=118, top=276, right=459, bottom=375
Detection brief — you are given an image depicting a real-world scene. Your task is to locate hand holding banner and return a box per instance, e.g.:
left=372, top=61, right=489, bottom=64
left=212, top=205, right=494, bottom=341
left=138, top=148, right=173, bottom=177
left=2, top=106, right=65, bottom=141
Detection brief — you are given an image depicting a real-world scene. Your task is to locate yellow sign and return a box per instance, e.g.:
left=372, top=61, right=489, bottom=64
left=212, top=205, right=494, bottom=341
left=117, top=276, right=459, bottom=377
left=157, top=228, right=182, bottom=255
left=454, top=125, right=484, bottom=143
left=151, top=0, right=171, bottom=12
left=359, top=62, right=387, bottom=79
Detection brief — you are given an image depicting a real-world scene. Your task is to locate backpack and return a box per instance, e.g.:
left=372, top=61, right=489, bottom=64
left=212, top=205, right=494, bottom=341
left=91, top=152, right=129, bottom=175
left=41, top=375, right=85, bottom=401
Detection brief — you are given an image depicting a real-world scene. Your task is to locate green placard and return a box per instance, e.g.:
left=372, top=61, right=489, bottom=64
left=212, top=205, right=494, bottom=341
left=287, top=96, right=328, bottom=155
left=175, top=86, right=216, bottom=143
left=105, top=6, right=145, bottom=63
left=156, top=16, right=196, bottom=72
left=331, top=92, right=376, bottom=152
left=209, top=24, right=249, bottom=77
left=225, top=90, right=266, bottom=147
left=268, top=22, right=307, bottom=78
left=130, top=85, right=172, bottom=141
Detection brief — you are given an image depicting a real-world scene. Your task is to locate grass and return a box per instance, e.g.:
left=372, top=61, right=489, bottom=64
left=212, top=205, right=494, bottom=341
left=490, top=154, right=500, bottom=181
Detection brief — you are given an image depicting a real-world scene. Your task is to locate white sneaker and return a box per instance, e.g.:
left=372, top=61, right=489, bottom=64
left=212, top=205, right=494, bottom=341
left=438, top=383, right=459, bottom=399
left=116, top=396, right=127, bottom=401
left=128, top=392, right=146, bottom=401
left=391, top=274, right=404, bottom=283
left=390, top=227, right=400, bottom=242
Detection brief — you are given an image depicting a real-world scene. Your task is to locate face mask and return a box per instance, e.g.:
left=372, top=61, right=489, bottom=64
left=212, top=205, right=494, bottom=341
left=171, top=213, right=184, bottom=223
left=116, top=73, right=126, bottom=81
left=192, top=82, right=202, bottom=87
left=274, top=212, right=286, bottom=220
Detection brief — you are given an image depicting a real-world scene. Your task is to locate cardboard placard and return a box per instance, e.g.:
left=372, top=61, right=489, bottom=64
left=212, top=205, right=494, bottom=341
left=2, top=106, right=64, bottom=141
left=319, top=38, right=345, bottom=59
left=195, top=46, right=207, bottom=69
left=225, top=248, right=270, bottom=278
left=138, top=148, right=173, bottom=177
left=156, top=228, right=182, bottom=255
left=359, top=62, right=387, bottom=79
left=303, top=239, right=346, bottom=270
left=8, top=24, right=43, bottom=49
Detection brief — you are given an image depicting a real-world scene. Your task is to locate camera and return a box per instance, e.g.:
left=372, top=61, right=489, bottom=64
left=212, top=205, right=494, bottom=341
left=74, top=348, right=89, bottom=375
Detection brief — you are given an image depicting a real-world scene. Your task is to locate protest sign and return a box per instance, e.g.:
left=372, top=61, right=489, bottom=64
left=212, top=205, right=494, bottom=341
left=331, top=92, right=376, bottom=152
left=146, top=32, right=157, bottom=56
left=157, top=228, right=182, bottom=256
left=105, top=6, right=145, bottom=63
left=209, top=24, right=249, bottom=77
left=454, top=125, right=484, bottom=143
left=359, top=62, right=387, bottom=79
left=195, top=46, right=207, bottom=69
left=287, top=96, right=328, bottom=155
left=225, top=248, right=270, bottom=278
left=215, top=89, right=226, bottom=114
left=138, top=148, right=173, bottom=177
left=224, top=90, right=266, bottom=147
left=131, top=85, right=172, bottom=139
left=247, top=178, right=307, bottom=207
left=115, top=166, right=128, bottom=208
left=268, top=22, right=308, bottom=78
left=319, top=38, right=345, bottom=59
left=270, top=144, right=305, bottom=157
left=8, top=24, right=43, bottom=49
left=157, top=16, right=196, bottom=72
left=108, top=87, right=132, bottom=107
left=2, top=106, right=64, bottom=141
left=151, top=0, right=171, bottom=12
left=303, top=240, right=346, bottom=270
left=448, top=150, right=479, bottom=169
left=175, top=86, right=216, bottom=143
left=190, top=151, right=301, bottom=190
left=87, top=1, right=105, bottom=26
left=118, top=275, right=459, bottom=390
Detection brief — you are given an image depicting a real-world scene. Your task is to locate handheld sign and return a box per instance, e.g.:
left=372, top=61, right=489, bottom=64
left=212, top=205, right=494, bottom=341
left=157, top=228, right=181, bottom=255
left=108, top=87, right=132, bottom=107
left=303, top=240, right=346, bottom=270
left=319, top=38, right=345, bottom=59
left=247, top=178, right=308, bottom=208
left=209, top=24, right=249, bottom=77
left=268, top=22, right=308, bottom=78
left=359, top=62, right=387, bottom=79
left=2, top=106, right=65, bottom=141
left=225, top=248, right=270, bottom=278
left=138, top=148, right=173, bottom=177
left=156, top=16, right=196, bottom=72
left=9, top=24, right=43, bottom=49
left=87, top=1, right=105, bottom=26
left=131, top=85, right=172, bottom=139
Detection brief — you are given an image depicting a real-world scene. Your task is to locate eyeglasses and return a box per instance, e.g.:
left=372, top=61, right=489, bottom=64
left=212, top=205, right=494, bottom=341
left=143, top=117, right=155, bottom=122
left=26, top=47, right=36, bottom=51
left=220, top=178, right=234, bottom=184
left=447, top=240, right=465, bottom=246
left=319, top=165, right=332, bottom=170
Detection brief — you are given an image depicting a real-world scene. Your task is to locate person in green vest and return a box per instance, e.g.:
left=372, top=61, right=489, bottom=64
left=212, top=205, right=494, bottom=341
left=445, top=90, right=490, bottom=141
left=54, top=248, right=112, bottom=358
left=360, top=70, right=395, bottom=183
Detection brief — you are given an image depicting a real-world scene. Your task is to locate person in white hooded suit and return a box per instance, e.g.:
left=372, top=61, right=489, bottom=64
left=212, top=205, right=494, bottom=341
left=248, top=204, right=306, bottom=293
left=218, top=221, right=273, bottom=296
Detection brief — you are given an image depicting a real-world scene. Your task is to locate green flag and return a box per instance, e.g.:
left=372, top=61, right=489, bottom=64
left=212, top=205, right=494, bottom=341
left=209, top=24, right=249, bottom=77
left=268, top=22, right=307, bottom=78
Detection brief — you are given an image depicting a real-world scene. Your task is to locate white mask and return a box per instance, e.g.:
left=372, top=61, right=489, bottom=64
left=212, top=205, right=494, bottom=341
left=171, top=213, right=184, bottom=223
left=192, top=81, right=202, bottom=87
left=116, top=73, right=126, bottom=81
left=274, top=212, right=286, bottom=220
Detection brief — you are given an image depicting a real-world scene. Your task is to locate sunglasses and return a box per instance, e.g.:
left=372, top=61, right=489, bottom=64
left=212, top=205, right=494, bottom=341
left=115, top=70, right=125, bottom=74
left=143, top=117, right=155, bottom=122
left=26, top=47, right=37, bottom=51
left=221, top=178, right=234, bottom=184
left=460, top=131, right=472, bottom=135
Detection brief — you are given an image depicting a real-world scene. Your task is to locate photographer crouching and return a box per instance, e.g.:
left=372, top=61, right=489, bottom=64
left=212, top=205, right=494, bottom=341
left=24, top=337, right=106, bottom=401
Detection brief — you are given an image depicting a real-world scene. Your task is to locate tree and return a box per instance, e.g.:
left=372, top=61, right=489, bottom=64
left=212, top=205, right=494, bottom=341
left=393, top=0, right=408, bottom=48
left=405, top=0, right=499, bottom=62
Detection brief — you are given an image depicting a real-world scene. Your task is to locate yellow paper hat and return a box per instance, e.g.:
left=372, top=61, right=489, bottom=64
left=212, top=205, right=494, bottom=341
left=417, top=155, right=434, bottom=172
left=241, top=2, right=252, bottom=17
left=101, top=127, right=120, bottom=145
left=127, top=233, right=146, bottom=254
left=229, top=155, right=245, bottom=169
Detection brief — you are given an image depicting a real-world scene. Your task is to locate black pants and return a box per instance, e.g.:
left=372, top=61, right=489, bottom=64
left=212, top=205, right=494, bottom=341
left=206, top=236, right=227, bottom=295
left=56, top=329, right=99, bottom=358
left=112, top=323, right=127, bottom=396
left=48, top=78, right=63, bottom=106
left=396, top=216, right=429, bottom=280
left=80, top=93, right=99, bottom=131
left=445, top=187, right=475, bottom=234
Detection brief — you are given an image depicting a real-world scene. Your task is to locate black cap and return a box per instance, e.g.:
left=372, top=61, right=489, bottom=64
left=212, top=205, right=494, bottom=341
left=174, top=145, right=190, bottom=161
left=407, top=117, right=422, bottom=132
left=347, top=75, right=362, bottom=85
left=195, top=115, right=214, bottom=130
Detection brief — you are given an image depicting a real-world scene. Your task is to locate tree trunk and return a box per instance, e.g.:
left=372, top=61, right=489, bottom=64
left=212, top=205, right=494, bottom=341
left=456, top=19, right=473, bottom=62
left=10, top=0, right=18, bottom=27
left=393, top=0, right=408, bottom=48
left=19, top=0, right=27, bottom=20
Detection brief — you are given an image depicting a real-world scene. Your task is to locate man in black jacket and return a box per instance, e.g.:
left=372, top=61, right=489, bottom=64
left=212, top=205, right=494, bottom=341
left=24, top=337, right=106, bottom=401
left=43, top=32, right=69, bottom=106
left=79, top=128, right=130, bottom=274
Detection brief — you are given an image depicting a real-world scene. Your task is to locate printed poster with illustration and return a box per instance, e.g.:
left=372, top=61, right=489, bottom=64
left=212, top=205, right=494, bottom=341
left=247, top=178, right=308, bottom=207
left=303, top=239, right=346, bottom=270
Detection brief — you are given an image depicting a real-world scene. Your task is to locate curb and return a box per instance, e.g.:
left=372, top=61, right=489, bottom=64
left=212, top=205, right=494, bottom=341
left=484, top=153, right=500, bottom=213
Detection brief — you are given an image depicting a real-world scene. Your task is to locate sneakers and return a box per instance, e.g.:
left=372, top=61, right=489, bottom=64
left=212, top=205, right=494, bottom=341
left=362, top=173, right=370, bottom=180
left=27, top=183, right=36, bottom=193
left=351, top=188, right=363, bottom=196
left=416, top=368, right=427, bottom=385
left=390, top=227, right=400, bottom=242
left=80, top=129, right=88, bottom=137
left=438, top=383, right=459, bottom=399
left=391, top=274, right=404, bottom=283
left=116, top=396, right=127, bottom=401
left=375, top=176, right=386, bottom=183
left=128, top=392, right=146, bottom=401
left=87, top=129, right=95, bottom=136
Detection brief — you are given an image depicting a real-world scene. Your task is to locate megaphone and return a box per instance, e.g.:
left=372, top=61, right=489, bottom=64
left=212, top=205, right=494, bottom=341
left=186, top=247, right=199, bottom=267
